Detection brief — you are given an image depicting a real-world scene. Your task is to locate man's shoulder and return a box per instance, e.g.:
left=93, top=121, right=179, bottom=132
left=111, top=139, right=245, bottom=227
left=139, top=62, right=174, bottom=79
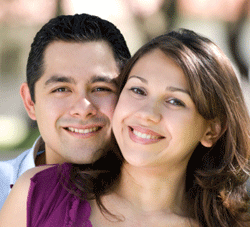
left=0, top=148, right=36, bottom=210
left=0, top=137, right=44, bottom=178
left=0, top=148, right=32, bottom=181
left=1, top=148, right=32, bottom=163
left=0, top=148, right=33, bottom=172
left=0, top=147, right=36, bottom=189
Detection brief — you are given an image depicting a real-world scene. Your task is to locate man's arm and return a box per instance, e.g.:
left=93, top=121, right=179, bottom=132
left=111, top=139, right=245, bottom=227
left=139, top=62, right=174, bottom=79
left=0, top=165, right=52, bottom=226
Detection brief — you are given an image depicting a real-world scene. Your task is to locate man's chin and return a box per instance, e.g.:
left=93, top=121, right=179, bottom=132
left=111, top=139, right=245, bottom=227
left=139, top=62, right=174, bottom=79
left=67, top=150, right=105, bottom=165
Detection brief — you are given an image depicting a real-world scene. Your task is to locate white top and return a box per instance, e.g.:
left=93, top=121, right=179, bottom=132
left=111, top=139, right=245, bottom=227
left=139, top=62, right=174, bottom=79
left=0, top=137, right=44, bottom=210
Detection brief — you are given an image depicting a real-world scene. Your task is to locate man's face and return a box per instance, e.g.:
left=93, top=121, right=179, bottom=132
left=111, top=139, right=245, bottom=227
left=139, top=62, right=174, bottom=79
left=28, top=41, right=119, bottom=164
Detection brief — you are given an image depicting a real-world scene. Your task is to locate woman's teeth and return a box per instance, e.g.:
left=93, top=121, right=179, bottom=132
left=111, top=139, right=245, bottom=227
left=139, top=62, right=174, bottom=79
left=133, top=130, right=160, bottom=140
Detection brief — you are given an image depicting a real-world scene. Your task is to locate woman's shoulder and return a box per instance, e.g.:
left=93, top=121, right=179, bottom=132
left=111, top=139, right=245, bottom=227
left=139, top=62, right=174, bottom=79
left=29, top=163, right=71, bottom=183
left=22, top=164, right=57, bottom=179
left=27, top=163, right=92, bottom=226
left=28, top=162, right=72, bottom=198
left=0, top=164, right=65, bottom=226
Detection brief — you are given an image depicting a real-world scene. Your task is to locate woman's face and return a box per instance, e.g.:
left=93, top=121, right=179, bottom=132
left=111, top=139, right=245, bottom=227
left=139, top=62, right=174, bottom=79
left=112, top=49, right=211, bottom=169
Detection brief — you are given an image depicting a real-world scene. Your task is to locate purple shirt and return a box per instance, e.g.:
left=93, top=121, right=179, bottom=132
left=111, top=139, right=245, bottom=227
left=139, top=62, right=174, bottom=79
left=27, top=163, right=92, bottom=226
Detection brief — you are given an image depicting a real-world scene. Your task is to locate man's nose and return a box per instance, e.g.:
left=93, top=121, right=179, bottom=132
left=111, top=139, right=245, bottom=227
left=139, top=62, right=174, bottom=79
left=69, top=95, right=97, bottom=118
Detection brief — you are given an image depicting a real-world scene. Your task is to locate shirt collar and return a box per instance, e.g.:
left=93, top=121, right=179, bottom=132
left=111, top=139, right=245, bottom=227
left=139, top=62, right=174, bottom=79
left=18, top=136, right=45, bottom=178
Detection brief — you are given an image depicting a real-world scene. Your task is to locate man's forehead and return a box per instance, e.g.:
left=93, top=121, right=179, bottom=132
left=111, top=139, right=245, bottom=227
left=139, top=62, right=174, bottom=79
left=40, top=40, right=119, bottom=87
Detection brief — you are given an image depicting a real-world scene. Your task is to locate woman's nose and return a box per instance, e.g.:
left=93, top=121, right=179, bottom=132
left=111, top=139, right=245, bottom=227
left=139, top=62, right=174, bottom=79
left=135, top=100, right=162, bottom=123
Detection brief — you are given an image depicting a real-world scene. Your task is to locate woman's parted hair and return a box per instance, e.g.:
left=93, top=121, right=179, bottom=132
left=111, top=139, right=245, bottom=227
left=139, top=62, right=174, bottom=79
left=117, top=28, right=250, bottom=226
left=70, top=29, right=250, bottom=226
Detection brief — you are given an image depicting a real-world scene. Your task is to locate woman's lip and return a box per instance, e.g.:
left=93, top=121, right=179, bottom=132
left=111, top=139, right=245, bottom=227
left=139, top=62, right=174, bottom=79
left=128, top=126, right=165, bottom=145
left=129, top=126, right=164, bottom=138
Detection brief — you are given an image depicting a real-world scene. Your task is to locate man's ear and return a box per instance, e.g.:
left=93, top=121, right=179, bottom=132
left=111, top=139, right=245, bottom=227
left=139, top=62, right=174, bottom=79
left=20, top=83, right=36, bottom=120
left=200, top=118, right=224, bottom=148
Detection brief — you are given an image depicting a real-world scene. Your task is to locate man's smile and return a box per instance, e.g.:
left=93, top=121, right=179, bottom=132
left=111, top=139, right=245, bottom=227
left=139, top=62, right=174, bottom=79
left=66, top=126, right=101, bottom=134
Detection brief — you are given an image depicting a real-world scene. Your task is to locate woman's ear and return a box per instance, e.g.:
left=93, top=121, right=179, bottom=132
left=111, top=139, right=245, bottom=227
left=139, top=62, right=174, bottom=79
left=200, top=118, right=224, bottom=148
left=20, top=83, right=37, bottom=121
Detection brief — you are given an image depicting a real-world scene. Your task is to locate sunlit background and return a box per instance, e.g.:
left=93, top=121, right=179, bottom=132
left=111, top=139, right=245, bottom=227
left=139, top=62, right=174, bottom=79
left=0, top=0, right=249, bottom=160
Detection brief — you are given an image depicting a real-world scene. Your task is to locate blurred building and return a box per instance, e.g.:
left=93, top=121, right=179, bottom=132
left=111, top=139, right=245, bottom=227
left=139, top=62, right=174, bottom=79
left=0, top=0, right=249, bottom=159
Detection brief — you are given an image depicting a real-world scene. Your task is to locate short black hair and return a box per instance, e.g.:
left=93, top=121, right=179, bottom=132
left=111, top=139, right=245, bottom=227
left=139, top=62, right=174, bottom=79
left=27, top=13, right=131, bottom=101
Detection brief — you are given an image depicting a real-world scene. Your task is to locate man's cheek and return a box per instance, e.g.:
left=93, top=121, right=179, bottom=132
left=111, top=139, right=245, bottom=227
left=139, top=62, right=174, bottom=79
left=103, top=103, right=117, bottom=120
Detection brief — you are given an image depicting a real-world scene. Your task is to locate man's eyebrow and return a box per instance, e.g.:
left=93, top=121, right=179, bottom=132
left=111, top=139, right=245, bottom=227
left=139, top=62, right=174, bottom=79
left=90, top=75, right=118, bottom=86
left=44, top=75, right=76, bottom=86
left=127, top=75, right=148, bottom=84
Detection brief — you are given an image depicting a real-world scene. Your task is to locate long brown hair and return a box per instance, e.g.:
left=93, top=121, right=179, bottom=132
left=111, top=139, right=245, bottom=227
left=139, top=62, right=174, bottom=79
left=117, top=29, right=250, bottom=226
left=69, top=29, right=250, bottom=226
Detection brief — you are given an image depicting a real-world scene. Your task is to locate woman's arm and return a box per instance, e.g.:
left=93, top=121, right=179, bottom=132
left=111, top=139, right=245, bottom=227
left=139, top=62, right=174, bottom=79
left=0, top=165, right=52, bottom=226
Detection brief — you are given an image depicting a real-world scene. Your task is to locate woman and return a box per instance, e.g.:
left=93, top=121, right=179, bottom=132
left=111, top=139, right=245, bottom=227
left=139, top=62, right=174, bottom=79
left=0, top=29, right=249, bottom=226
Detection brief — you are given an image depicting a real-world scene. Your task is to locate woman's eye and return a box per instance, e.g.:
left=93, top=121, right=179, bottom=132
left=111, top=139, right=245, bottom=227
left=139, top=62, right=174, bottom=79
left=129, top=87, right=146, bottom=96
left=167, top=99, right=185, bottom=107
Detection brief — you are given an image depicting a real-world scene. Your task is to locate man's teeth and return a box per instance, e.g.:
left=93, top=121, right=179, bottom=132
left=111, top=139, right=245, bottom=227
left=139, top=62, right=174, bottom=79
left=68, top=127, right=99, bottom=134
left=133, top=130, right=160, bottom=140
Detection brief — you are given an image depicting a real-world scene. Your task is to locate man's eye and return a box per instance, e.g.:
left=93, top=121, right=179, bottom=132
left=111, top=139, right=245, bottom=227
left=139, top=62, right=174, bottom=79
left=53, top=87, right=70, bottom=93
left=167, top=99, right=185, bottom=107
left=129, top=87, right=146, bottom=96
left=92, top=87, right=113, bottom=92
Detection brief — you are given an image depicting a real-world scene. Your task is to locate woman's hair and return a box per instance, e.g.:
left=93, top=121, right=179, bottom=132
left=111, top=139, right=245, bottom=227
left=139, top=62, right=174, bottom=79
left=68, top=29, right=250, bottom=226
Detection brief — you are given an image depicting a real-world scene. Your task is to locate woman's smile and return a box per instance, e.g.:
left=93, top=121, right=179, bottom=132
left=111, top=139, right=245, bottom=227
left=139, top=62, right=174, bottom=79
left=112, top=49, right=210, bottom=168
left=128, top=125, right=165, bottom=144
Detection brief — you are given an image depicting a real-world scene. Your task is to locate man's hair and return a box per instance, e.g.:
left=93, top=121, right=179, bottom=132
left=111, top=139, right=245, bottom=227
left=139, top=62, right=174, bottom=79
left=27, top=13, right=131, bottom=102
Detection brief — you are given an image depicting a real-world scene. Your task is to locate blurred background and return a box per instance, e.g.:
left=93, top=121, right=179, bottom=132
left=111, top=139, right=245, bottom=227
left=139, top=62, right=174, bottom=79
left=0, top=0, right=249, bottom=160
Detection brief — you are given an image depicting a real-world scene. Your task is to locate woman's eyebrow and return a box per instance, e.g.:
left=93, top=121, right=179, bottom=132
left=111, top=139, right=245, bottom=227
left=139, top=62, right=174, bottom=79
left=128, top=75, right=190, bottom=96
left=128, top=75, right=148, bottom=84
left=166, top=86, right=191, bottom=96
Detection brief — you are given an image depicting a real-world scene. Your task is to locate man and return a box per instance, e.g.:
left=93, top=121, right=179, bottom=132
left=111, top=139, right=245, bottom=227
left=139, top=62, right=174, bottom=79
left=0, top=13, right=131, bottom=210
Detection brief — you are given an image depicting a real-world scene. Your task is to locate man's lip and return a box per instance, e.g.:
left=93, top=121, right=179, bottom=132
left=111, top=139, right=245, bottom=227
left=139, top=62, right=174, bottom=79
left=62, top=124, right=105, bottom=137
left=129, top=126, right=165, bottom=138
left=63, top=124, right=105, bottom=134
left=62, top=124, right=105, bottom=130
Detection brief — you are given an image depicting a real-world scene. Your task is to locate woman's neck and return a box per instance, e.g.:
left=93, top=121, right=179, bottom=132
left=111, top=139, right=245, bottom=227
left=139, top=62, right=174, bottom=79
left=113, top=162, right=188, bottom=216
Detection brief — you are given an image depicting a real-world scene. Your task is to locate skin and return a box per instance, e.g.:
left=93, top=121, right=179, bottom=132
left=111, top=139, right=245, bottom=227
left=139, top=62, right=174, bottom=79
left=89, top=49, right=217, bottom=226
left=0, top=49, right=221, bottom=227
left=112, top=49, right=213, bottom=170
left=20, top=40, right=119, bottom=164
